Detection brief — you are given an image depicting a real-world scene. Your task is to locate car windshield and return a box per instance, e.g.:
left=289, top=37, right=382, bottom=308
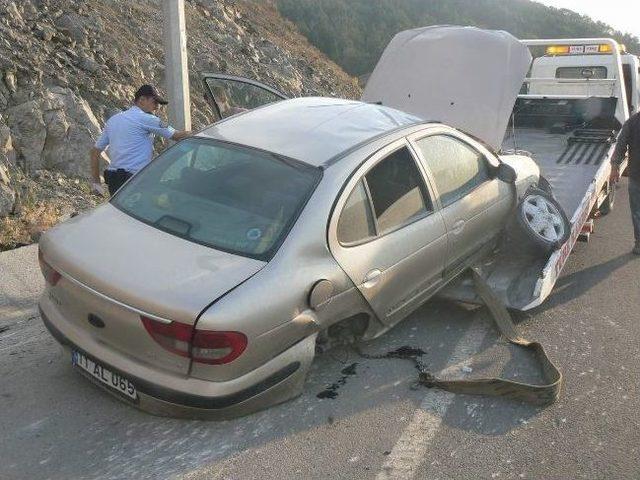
left=112, top=138, right=321, bottom=260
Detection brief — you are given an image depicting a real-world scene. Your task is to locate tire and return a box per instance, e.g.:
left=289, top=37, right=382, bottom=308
left=599, top=183, right=615, bottom=216
left=510, top=188, right=570, bottom=254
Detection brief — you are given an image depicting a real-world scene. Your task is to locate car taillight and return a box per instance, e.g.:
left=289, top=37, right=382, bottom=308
left=192, top=331, right=247, bottom=365
left=141, top=316, right=247, bottom=365
left=38, top=249, right=61, bottom=286
left=141, top=316, right=193, bottom=358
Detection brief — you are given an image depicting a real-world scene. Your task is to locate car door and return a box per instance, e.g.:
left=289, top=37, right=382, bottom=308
left=409, top=130, right=513, bottom=276
left=328, top=139, right=448, bottom=326
left=201, top=74, right=288, bottom=121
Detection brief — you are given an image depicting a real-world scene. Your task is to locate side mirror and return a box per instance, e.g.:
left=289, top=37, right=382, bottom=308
left=496, top=163, right=517, bottom=184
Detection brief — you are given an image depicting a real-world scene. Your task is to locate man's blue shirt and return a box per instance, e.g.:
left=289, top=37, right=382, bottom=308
left=95, top=106, right=176, bottom=173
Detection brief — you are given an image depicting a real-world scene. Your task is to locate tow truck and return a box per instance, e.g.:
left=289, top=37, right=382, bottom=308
left=200, top=31, right=639, bottom=311
left=430, top=37, right=639, bottom=310
left=490, top=37, right=638, bottom=309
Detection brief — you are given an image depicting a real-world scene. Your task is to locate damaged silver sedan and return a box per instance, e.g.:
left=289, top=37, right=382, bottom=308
left=38, top=27, right=551, bottom=418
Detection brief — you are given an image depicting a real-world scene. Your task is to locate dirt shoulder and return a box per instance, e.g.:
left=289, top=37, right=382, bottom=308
left=0, top=170, right=101, bottom=251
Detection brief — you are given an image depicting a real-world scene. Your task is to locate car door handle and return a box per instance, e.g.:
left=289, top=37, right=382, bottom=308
left=452, top=220, right=465, bottom=235
left=363, top=269, right=382, bottom=288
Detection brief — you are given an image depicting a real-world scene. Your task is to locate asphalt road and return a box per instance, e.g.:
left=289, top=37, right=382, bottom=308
left=1, top=179, right=639, bottom=480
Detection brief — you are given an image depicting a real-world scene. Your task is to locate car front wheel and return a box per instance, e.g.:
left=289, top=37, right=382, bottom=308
left=510, top=188, right=570, bottom=254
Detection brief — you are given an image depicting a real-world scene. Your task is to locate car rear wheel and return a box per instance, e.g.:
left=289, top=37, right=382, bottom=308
left=511, top=188, right=570, bottom=254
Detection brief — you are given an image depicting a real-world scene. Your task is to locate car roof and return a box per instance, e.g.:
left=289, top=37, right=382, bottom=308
left=197, top=97, right=422, bottom=166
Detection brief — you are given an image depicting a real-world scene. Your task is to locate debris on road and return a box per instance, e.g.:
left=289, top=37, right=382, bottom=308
left=350, top=269, right=563, bottom=407
left=316, top=362, right=359, bottom=399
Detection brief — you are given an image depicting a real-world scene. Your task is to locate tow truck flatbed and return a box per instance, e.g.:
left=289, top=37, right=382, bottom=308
left=441, top=37, right=637, bottom=310
left=504, top=127, right=614, bottom=217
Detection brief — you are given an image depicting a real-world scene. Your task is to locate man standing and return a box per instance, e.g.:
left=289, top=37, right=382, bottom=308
left=90, top=84, right=191, bottom=196
left=611, top=111, right=640, bottom=254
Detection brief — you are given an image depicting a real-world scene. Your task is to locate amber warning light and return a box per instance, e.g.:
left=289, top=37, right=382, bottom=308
left=546, top=44, right=626, bottom=56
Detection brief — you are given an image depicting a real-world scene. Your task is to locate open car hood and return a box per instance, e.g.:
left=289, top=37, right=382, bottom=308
left=362, top=26, right=532, bottom=151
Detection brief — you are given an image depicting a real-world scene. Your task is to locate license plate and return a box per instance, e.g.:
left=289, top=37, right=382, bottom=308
left=72, top=350, right=137, bottom=401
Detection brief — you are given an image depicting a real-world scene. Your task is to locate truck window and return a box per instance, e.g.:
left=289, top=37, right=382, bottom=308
left=555, top=66, right=607, bottom=79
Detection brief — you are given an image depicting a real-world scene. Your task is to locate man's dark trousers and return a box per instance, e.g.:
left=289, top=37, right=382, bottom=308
left=104, top=169, right=133, bottom=196
left=629, top=179, right=640, bottom=243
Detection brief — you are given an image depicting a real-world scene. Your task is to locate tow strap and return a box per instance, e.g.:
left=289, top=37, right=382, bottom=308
left=356, top=268, right=563, bottom=406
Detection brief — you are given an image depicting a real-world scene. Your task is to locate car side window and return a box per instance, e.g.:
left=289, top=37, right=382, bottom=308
left=364, top=146, right=432, bottom=234
left=205, top=78, right=284, bottom=120
left=337, top=180, right=376, bottom=245
left=415, top=135, right=490, bottom=207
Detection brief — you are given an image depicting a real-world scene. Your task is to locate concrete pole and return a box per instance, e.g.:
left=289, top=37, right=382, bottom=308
left=162, top=0, right=191, bottom=131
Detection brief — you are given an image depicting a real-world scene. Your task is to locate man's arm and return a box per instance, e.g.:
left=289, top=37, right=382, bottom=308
left=611, top=119, right=631, bottom=182
left=143, top=115, right=191, bottom=141
left=90, top=147, right=109, bottom=182
left=171, top=129, right=192, bottom=141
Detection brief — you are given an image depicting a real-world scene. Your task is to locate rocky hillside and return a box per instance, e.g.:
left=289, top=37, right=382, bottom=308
left=0, top=0, right=360, bottom=249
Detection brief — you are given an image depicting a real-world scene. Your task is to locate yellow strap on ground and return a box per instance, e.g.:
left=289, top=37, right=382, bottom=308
left=419, top=267, right=563, bottom=406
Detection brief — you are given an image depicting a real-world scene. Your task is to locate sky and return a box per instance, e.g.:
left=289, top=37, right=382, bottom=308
left=534, top=0, right=640, bottom=38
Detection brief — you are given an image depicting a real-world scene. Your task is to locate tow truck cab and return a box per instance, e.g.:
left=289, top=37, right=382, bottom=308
left=527, top=43, right=640, bottom=116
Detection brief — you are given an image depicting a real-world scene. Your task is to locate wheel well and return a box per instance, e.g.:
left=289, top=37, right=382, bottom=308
left=328, top=313, right=369, bottom=338
left=537, top=176, right=553, bottom=196
left=315, top=313, right=370, bottom=352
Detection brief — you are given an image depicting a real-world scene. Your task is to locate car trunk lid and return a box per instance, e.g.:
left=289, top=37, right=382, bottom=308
left=40, top=204, right=266, bottom=374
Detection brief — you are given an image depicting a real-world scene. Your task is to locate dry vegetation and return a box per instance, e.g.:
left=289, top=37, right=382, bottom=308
left=0, top=202, right=60, bottom=250
left=0, top=171, right=101, bottom=251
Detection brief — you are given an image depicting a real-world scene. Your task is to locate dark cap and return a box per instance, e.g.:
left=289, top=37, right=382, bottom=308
left=134, top=84, right=168, bottom=105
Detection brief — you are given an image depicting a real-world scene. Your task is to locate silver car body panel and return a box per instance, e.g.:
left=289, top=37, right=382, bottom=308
left=328, top=137, right=449, bottom=325
left=499, top=153, right=542, bottom=198
left=197, top=97, right=422, bottom=166
left=40, top=270, right=193, bottom=375
left=407, top=127, right=515, bottom=270
left=327, top=124, right=517, bottom=327
left=40, top=204, right=266, bottom=325
left=40, top=293, right=317, bottom=419
left=362, top=25, right=533, bottom=151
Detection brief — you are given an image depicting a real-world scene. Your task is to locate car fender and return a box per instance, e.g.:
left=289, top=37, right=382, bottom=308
left=499, top=153, right=541, bottom=198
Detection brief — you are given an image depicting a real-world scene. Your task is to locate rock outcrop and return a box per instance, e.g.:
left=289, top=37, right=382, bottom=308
left=0, top=113, right=15, bottom=217
left=39, top=87, right=102, bottom=176
left=0, top=0, right=360, bottom=245
left=0, top=0, right=359, bottom=177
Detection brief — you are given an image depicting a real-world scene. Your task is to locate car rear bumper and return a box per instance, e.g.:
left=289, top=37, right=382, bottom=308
left=39, top=297, right=316, bottom=419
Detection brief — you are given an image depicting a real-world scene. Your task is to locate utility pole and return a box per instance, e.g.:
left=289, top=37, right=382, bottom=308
left=162, top=0, right=191, bottom=131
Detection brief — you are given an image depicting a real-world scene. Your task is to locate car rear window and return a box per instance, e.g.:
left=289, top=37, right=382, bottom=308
left=112, top=138, right=321, bottom=261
